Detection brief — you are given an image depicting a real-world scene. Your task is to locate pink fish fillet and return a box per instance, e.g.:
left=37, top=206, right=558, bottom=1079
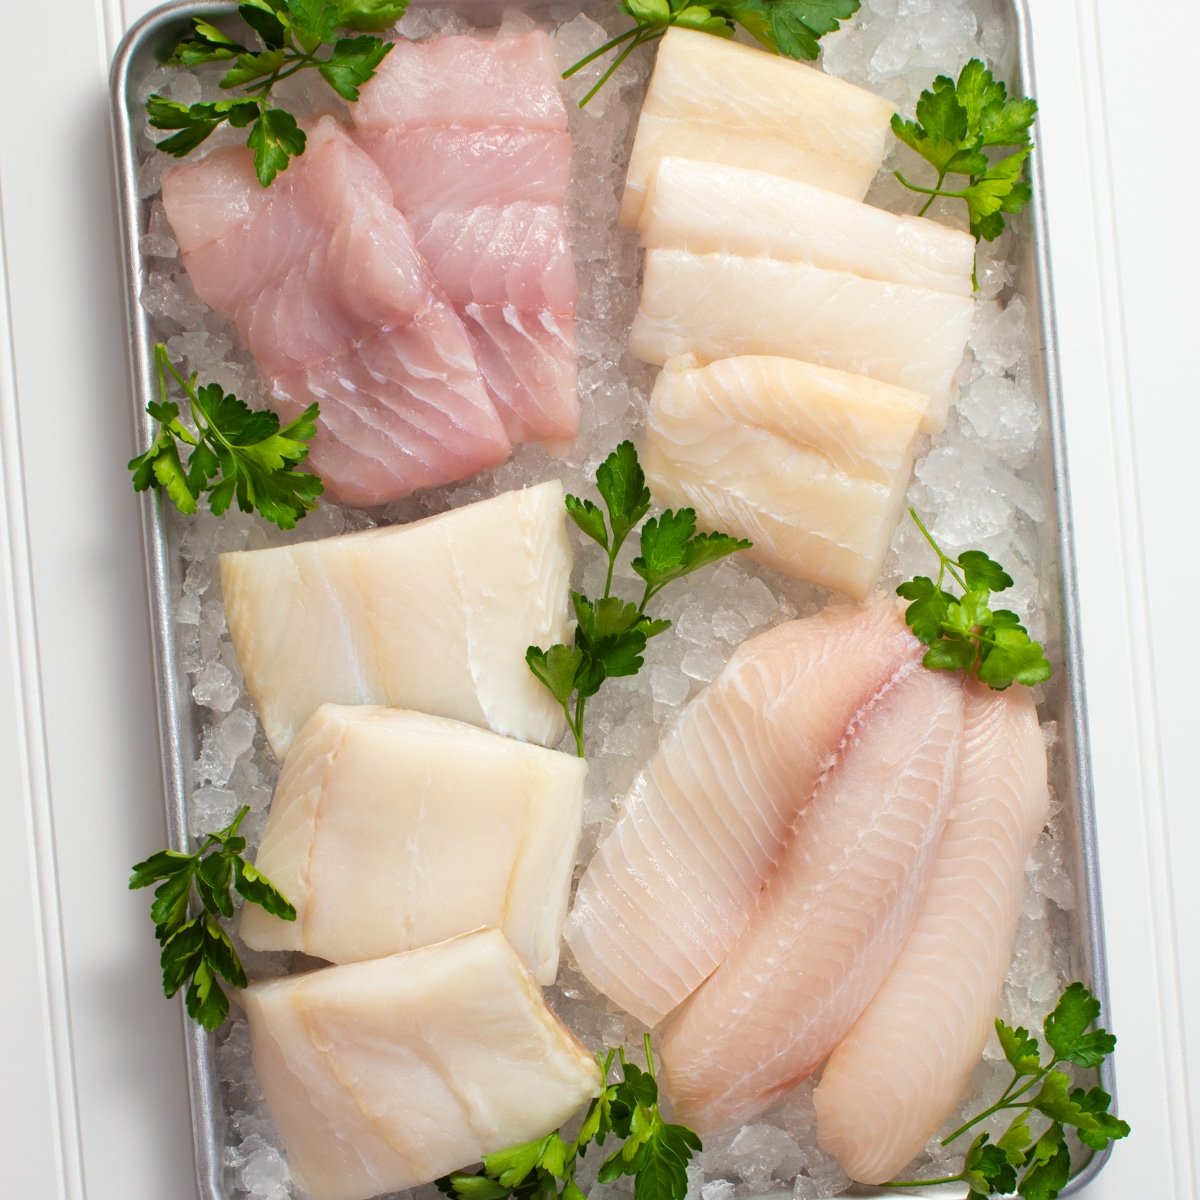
left=659, top=663, right=965, bottom=1134
left=813, top=682, right=1049, bottom=1185
left=352, top=33, right=580, bottom=447
left=565, top=603, right=924, bottom=1028
left=160, top=116, right=509, bottom=506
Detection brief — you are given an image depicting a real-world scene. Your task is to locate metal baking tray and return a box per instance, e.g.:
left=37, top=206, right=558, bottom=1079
left=110, top=1, right=1114, bottom=1196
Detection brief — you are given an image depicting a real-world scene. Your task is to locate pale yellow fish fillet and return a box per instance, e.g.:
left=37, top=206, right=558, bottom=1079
left=814, top=682, right=1050, bottom=1184
left=619, top=28, right=893, bottom=227
left=219, top=482, right=571, bottom=760
left=630, top=249, right=975, bottom=433
left=564, top=603, right=924, bottom=1027
left=659, top=664, right=965, bottom=1134
left=640, top=158, right=976, bottom=297
left=239, top=705, right=585, bottom=983
left=643, top=355, right=925, bottom=600
left=242, top=929, right=601, bottom=1200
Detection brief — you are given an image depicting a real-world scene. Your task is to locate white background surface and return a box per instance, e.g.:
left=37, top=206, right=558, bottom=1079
left=1, top=0, right=1196, bottom=1197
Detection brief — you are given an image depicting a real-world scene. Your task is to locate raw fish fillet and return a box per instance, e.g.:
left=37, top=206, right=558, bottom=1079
left=659, top=664, right=964, bottom=1134
left=640, top=158, right=975, bottom=297
left=814, top=683, right=1049, bottom=1184
left=565, top=603, right=925, bottom=1027
left=620, top=28, right=893, bottom=227
left=219, top=482, right=572, bottom=760
left=243, top=929, right=601, bottom=1200
left=353, top=33, right=579, bottom=447
left=630, top=249, right=975, bottom=433
left=160, top=116, right=508, bottom=506
left=643, top=355, right=925, bottom=599
left=240, top=705, right=586, bottom=983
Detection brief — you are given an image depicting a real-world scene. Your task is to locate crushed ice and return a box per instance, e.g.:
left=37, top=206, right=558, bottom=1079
left=131, top=1, right=1081, bottom=1196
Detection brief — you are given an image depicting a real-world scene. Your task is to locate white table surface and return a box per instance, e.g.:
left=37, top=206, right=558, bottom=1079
left=1, top=1, right=1196, bottom=1197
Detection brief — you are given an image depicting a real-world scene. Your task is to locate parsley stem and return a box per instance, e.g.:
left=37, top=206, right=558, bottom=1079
left=916, top=169, right=947, bottom=216
left=907, top=507, right=969, bottom=592
left=895, top=170, right=970, bottom=203
left=876, top=1176, right=965, bottom=1189
left=577, top=29, right=664, bottom=108
left=561, top=25, right=641, bottom=79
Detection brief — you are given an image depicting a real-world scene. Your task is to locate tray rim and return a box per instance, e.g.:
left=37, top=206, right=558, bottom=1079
left=107, top=1, right=1116, bottom=1196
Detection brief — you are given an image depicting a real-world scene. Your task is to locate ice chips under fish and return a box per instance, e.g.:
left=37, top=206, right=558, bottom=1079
left=220, top=482, right=572, bottom=760
left=243, top=929, right=601, bottom=1200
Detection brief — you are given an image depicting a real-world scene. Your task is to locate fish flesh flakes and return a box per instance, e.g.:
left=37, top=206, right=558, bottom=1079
left=219, top=481, right=572, bottom=760
left=619, top=27, right=894, bottom=228
left=643, top=355, right=926, bottom=600
left=659, top=662, right=965, bottom=1134
left=160, top=116, right=508, bottom=506
left=243, top=929, right=601, bottom=1200
left=565, top=603, right=925, bottom=1028
left=239, top=705, right=586, bottom=984
left=352, top=32, right=580, bottom=448
left=814, top=683, right=1050, bottom=1184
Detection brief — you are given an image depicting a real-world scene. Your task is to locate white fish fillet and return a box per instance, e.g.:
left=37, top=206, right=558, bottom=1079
left=243, top=930, right=601, bottom=1200
left=565, top=603, right=924, bottom=1027
left=630, top=249, right=974, bottom=433
left=643, top=355, right=925, bottom=599
left=640, top=158, right=975, bottom=297
left=220, top=482, right=571, bottom=760
left=814, top=683, right=1049, bottom=1184
left=620, top=28, right=893, bottom=227
left=239, top=705, right=586, bottom=983
left=659, top=664, right=964, bottom=1134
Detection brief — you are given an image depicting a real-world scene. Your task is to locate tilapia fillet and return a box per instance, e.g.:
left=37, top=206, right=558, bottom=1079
left=239, top=705, right=586, bottom=983
left=630, top=248, right=975, bottom=434
left=643, top=355, right=925, bottom=599
left=243, top=930, right=601, bottom=1200
left=160, top=117, right=507, bottom=506
left=219, top=482, right=572, bottom=760
left=660, top=664, right=965, bottom=1134
left=565, top=604, right=924, bottom=1027
left=353, top=32, right=579, bottom=447
left=814, top=683, right=1050, bottom=1184
left=620, top=27, right=894, bottom=227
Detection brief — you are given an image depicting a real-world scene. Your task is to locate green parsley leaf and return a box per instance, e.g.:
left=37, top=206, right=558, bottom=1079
left=526, top=442, right=749, bottom=756
left=1043, top=982, right=1116, bottom=1068
left=130, top=344, right=323, bottom=530
left=441, top=1035, right=700, bottom=1200
left=996, top=1018, right=1042, bottom=1075
left=152, top=0, right=407, bottom=185
left=884, top=982, right=1127, bottom=1198
left=892, top=58, right=1038, bottom=259
left=131, top=805, right=297, bottom=1032
left=896, top=508, right=1050, bottom=690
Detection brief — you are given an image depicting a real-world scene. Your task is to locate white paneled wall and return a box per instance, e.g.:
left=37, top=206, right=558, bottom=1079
left=0, top=1, right=1193, bottom=1197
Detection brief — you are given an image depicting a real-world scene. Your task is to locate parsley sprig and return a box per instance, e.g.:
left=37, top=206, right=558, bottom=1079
left=129, top=806, right=296, bottom=1031
left=563, top=0, right=860, bottom=107
left=526, top=442, right=749, bottom=756
left=440, top=1034, right=701, bottom=1200
left=129, top=343, right=323, bottom=530
left=882, top=983, right=1129, bottom=1199
left=896, top=508, right=1050, bottom=690
left=892, top=59, right=1038, bottom=250
left=148, top=0, right=408, bottom=186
